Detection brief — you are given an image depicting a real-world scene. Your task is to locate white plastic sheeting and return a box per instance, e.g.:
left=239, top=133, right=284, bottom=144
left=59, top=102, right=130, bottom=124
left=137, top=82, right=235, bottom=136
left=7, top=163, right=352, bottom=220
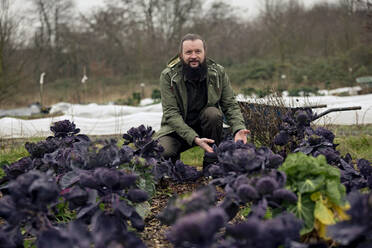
left=1, top=93, right=372, bottom=139
left=0, top=103, right=41, bottom=117
left=49, top=102, right=162, bottom=118
left=1, top=101, right=162, bottom=139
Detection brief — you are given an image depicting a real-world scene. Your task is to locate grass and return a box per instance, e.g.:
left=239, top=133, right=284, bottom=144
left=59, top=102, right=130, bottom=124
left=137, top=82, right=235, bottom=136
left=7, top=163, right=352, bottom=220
left=0, top=136, right=204, bottom=160
left=0, top=136, right=205, bottom=166
left=0, top=137, right=43, bottom=163
left=0, top=139, right=34, bottom=178
left=327, top=124, right=372, bottom=161
left=335, top=135, right=372, bottom=161
left=327, top=124, right=372, bottom=136
left=181, top=146, right=204, bottom=168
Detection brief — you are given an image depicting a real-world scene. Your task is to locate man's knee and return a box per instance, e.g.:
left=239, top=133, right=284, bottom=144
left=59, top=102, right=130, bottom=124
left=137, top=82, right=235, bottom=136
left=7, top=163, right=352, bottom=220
left=201, top=107, right=222, bottom=123
left=158, top=135, right=181, bottom=160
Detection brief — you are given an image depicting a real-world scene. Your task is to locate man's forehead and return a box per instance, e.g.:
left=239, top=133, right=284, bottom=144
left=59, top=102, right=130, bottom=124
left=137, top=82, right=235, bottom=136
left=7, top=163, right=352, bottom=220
left=182, top=39, right=204, bottom=50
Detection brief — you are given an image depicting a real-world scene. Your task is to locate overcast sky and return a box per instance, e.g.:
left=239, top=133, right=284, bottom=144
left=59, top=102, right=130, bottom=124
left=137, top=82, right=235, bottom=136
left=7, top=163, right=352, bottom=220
left=75, top=0, right=340, bottom=18
left=13, top=0, right=340, bottom=20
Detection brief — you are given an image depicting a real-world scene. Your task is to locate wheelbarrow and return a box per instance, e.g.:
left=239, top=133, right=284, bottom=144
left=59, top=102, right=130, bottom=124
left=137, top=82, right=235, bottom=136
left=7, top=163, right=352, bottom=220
left=237, top=101, right=361, bottom=147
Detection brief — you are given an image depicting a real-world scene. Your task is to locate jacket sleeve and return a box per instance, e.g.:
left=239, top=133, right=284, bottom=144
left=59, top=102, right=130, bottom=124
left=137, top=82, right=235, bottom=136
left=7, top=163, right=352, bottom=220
left=218, top=67, right=246, bottom=135
left=160, top=71, right=198, bottom=146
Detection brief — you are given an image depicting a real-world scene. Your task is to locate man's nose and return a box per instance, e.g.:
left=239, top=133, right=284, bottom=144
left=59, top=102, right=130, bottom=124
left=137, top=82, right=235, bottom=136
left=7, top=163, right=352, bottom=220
left=190, top=52, right=197, bottom=58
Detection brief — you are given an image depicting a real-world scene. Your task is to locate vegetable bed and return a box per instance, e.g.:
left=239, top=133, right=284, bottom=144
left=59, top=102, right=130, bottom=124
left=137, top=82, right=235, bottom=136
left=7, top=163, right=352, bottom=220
left=0, top=107, right=371, bottom=248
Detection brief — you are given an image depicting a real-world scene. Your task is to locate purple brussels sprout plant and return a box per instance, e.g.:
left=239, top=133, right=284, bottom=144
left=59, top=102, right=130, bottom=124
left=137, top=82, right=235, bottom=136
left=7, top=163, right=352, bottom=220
left=220, top=170, right=297, bottom=220
left=223, top=212, right=302, bottom=248
left=159, top=185, right=217, bottom=225
left=206, top=139, right=283, bottom=181
left=0, top=170, right=60, bottom=246
left=153, top=159, right=202, bottom=183
left=167, top=207, right=228, bottom=248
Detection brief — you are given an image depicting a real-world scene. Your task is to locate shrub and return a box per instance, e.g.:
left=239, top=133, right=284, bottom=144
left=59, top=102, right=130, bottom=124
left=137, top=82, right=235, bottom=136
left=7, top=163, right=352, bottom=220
left=151, top=88, right=161, bottom=102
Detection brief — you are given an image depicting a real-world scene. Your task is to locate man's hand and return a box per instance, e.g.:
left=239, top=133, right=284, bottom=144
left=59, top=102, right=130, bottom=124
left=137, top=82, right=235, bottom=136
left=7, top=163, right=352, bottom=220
left=194, top=137, right=215, bottom=153
left=234, top=129, right=250, bottom=144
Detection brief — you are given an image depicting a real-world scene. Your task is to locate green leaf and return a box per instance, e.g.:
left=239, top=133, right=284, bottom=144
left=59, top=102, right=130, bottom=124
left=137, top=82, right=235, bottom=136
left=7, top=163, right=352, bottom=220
left=24, top=238, right=37, bottom=248
left=298, top=175, right=324, bottom=194
left=0, top=167, right=5, bottom=180
left=264, top=207, right=273, bottom=219
left=138, top=174, right=156, bottom=197
left=280, top=153, right=308, bottom=176
left=135, top=201, right=151, bottom=219
left=280, top=152, right=348, bottom=237
left=326, top=180, right=345, bottom=205
left=54, top=198, right=76, bottom=223
left=0, top=160, right=10, bottom=166
left=0, top=160, right=9, bottom=180
left=240, top=205, right=251, bottom=217
left=288, top=193, right=315, bottom=235
left=280, top=153, right=346, bottom=201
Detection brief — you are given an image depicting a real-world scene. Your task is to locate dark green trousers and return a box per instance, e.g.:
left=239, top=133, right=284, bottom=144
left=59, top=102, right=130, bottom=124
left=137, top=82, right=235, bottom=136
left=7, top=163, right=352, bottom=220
left=158, top=107, right=223, bottom=163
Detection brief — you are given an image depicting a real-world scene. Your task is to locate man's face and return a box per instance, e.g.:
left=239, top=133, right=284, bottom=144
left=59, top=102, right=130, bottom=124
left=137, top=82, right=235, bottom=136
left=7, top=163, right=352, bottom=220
left=180, top=39, right=206, bottom=68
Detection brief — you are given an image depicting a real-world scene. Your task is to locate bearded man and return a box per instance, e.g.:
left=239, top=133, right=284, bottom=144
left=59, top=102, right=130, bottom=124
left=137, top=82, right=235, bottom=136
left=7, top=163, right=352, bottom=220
left=155, top=33, right=250, bottom=171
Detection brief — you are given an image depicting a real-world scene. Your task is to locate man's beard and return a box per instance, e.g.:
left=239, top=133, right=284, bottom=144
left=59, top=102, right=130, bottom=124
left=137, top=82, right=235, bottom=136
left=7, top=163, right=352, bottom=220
left=181, top=58, right=208, bottom=82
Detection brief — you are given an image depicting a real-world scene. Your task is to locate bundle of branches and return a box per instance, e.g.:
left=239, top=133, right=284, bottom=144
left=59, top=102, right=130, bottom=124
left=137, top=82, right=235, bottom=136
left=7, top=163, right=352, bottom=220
left=238, top=94, right=288, bottom=150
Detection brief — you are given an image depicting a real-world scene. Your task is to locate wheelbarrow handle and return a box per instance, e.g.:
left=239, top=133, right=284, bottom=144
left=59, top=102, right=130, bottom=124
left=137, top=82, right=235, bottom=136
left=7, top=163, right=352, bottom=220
left=307, top=104, right=327, bottom=109
left=292, top=104, right=328, bottom=110
left=313, top=106, right=362, bottom=121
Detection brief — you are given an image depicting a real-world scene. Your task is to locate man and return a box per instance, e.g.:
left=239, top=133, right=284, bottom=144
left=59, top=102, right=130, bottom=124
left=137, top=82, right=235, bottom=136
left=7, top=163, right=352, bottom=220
left=156, top=33, right=250, bottom=170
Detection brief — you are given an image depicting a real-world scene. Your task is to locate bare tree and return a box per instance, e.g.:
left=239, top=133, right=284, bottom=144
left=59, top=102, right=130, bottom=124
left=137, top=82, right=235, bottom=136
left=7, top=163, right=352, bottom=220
left=306, top=2, right=337, bottom=58
left=80, top=0, right=203, bottom=79
left=0, top=0, right=26, bottom=103
left=31, top=0, right=75, bottom=80
left=191, top=2, right=243, bottom=63
left=32, top=0, right=74, bottom=48
left=338, top=0, right=359, bottom=50
left=81, top=3, right=140, bottom=76
left=356, top=0, right=372, bottom=39
left=258, top=0, right=306, bottom=63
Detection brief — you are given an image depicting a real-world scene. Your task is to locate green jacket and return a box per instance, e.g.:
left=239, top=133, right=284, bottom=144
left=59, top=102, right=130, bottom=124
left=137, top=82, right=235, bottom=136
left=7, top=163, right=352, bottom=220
left=155, top=55, right=246, bottom=146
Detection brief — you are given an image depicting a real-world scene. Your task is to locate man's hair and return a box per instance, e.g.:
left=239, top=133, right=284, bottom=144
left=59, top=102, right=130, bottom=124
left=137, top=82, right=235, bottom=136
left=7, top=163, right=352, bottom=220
left=179, top=33, right=207, bottom=55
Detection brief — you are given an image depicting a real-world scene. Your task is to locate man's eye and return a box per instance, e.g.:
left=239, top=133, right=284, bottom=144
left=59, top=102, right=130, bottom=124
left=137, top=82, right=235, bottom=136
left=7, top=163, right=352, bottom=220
left=185, top=51, right=192, bottom=55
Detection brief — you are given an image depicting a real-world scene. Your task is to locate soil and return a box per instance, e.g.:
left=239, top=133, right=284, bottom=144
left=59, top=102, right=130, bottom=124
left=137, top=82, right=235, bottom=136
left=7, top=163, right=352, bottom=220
left=140, top=177, right=209, bottom=248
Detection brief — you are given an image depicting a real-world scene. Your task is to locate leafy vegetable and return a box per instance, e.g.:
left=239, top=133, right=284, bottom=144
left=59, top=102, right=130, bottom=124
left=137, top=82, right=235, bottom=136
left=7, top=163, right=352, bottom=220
left=280, top=152, right=349, bottom=237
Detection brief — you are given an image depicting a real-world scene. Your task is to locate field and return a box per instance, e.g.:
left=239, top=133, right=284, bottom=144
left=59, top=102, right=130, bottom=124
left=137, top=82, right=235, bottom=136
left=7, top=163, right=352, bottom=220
left=0, top=119, right=371, bottom=247
left=2, top=0, right=372, bottom=245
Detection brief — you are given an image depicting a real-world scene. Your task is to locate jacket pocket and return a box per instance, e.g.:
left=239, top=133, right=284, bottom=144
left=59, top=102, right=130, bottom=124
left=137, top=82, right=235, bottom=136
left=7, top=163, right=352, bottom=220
left=207, top=83, right=220, bottom=106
